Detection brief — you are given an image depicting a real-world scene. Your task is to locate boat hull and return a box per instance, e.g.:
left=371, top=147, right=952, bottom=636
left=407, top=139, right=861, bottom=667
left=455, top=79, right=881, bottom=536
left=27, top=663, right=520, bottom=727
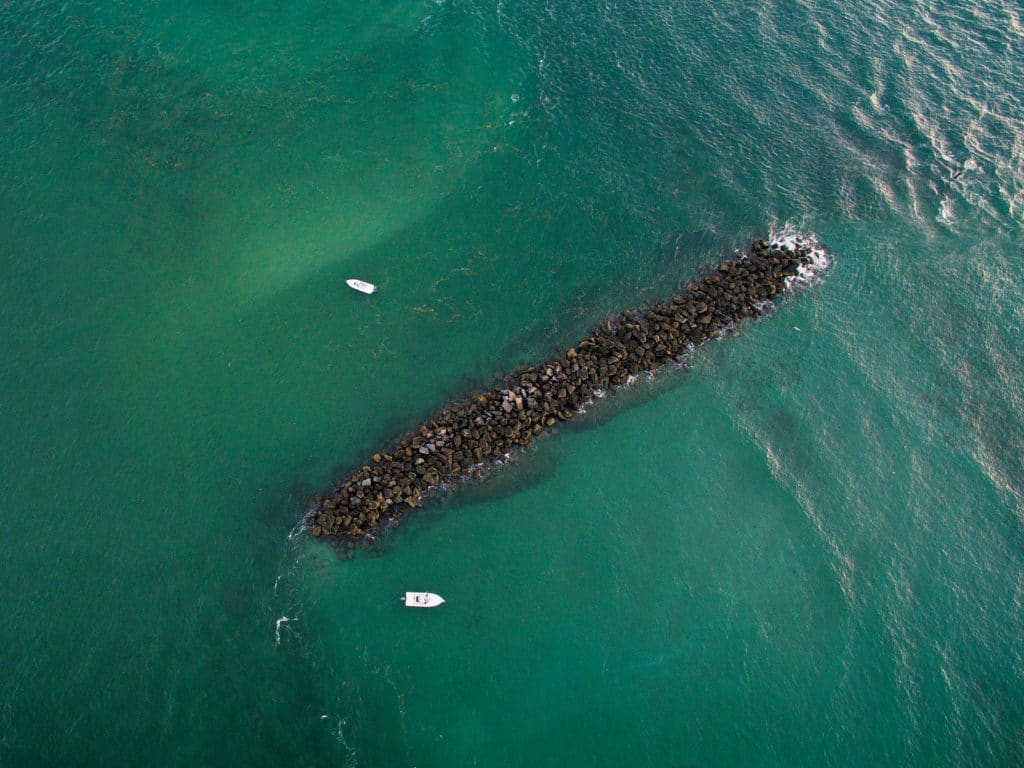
left=403, top=592, right=445, bottom=608
left=346, top=278, right=376, bottom=294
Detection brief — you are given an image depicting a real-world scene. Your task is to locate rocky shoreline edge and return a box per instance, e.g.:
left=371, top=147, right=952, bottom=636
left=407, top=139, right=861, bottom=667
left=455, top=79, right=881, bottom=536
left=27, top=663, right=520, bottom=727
left=306, top=235, right=828, bottom=544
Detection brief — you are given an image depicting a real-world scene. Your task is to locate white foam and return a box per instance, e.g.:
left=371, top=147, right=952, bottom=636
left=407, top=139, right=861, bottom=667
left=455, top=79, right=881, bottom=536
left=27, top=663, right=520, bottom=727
left=937, top=196, right=956, bottom=223
left=451, top=450, right=518, bottom=487
left=274, top=616, right=292, bottom=647
left=768, top=232, right=831, bottom=290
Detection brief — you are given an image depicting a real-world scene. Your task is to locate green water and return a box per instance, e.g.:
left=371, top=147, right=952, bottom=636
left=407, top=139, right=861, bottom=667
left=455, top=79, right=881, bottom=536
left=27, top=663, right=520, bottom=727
left=2, top=0, right=1022, bottom=765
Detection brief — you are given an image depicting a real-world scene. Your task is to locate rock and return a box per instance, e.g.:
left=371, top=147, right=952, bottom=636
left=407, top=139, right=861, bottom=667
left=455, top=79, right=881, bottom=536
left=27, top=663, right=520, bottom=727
left=309, top=236, right=822, bottom=544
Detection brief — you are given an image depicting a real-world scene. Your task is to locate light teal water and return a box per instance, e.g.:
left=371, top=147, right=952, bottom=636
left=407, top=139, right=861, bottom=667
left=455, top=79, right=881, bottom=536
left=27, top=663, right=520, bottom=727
left=2, top=1, right=1022, bottom=766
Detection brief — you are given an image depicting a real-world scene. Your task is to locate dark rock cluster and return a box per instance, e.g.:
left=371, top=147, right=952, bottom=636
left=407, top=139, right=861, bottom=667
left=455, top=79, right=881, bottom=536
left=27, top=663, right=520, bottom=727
left=308, top=237, right=823, bottom=542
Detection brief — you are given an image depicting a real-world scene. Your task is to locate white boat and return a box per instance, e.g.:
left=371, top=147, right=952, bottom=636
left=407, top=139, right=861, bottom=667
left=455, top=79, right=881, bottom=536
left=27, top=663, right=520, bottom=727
left=346, top=278, right=376, bottom=294
left=402, top=592, right=445, bottom=608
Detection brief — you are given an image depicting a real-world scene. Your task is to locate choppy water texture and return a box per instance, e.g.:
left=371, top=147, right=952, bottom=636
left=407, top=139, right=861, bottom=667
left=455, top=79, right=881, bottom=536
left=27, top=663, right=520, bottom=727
left=1, top=1, right=1022, bottom=766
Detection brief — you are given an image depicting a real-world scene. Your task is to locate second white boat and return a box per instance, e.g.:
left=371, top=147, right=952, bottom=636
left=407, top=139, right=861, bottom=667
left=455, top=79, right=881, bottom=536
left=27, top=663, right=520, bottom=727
left=402, top=592, right=445, bottom=608
left=346, top=278, right=377, bottom=294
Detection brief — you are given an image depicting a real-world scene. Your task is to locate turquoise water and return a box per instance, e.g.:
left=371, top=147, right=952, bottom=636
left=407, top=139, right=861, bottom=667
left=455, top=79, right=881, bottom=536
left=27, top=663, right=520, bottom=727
left=2, top=0, right=1022, bottom=765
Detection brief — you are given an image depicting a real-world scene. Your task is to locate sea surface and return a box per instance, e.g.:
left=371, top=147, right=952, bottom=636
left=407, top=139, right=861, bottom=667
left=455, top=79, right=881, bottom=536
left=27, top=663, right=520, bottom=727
left=2, top=0, right=1022, bottom=765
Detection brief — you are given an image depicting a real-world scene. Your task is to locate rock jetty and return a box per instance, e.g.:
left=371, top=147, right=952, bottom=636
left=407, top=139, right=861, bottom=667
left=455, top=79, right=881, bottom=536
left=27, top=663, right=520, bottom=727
left=307, top=236, right=826, bottom=542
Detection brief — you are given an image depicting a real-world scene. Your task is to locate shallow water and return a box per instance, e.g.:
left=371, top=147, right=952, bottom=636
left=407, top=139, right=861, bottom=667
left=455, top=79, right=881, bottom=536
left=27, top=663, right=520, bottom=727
left=2, top=0, right=1022, bottom=765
